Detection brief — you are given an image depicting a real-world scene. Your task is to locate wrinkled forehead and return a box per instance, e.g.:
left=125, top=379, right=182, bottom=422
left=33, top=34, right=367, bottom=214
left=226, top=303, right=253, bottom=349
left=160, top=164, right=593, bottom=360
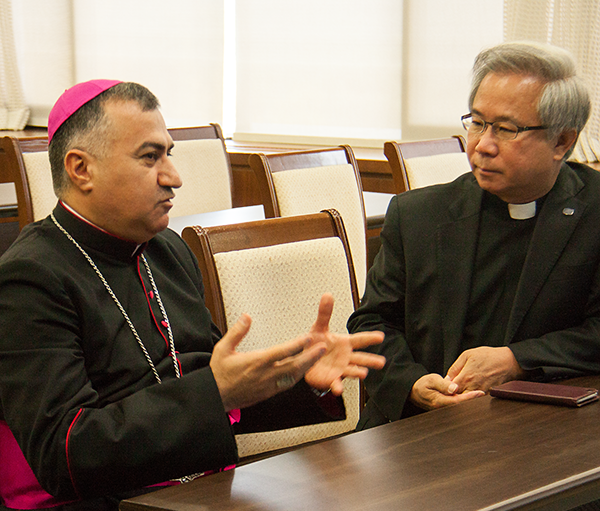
left=473, top=72, right=546, bottom=121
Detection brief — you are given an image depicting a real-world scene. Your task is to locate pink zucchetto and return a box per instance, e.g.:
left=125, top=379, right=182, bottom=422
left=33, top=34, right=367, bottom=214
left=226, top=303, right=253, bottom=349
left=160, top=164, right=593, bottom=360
left=48, top=79, right=122, bottom=142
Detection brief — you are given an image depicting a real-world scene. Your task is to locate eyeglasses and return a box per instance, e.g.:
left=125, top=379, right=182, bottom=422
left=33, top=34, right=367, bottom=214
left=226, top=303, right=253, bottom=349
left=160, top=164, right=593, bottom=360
left=461, top=113, right=548, bottom=141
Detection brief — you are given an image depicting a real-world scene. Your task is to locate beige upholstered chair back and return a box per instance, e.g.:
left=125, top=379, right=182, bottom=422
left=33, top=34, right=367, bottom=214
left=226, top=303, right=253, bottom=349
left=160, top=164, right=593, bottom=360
left=21, top=150, right=55, bottom=222
left=0, top=125, right=233, bottom=230
left=403, top=152, right=471, bottom=190
left=168, top=125, right=233, bottom=218
left=216, top=236, right=358, bottom=457
left=182, top=210, right=360, bottom=458
left=0, top=137, right=55, bottom=227
left=384, top=136, right=470, bottom=192
left=249, top=146, right=367, bottom=297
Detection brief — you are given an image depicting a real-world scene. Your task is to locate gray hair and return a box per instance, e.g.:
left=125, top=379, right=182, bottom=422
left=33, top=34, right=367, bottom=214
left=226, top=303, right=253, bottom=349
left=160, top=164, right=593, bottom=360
left=48, top=82, right=160, bottom=198
left=469, top=42, right=590, bottom=158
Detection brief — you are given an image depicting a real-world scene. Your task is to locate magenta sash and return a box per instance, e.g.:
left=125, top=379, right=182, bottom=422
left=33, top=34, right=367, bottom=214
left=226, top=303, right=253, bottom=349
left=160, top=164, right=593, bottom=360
left=0, top=420, right=73, bottom=509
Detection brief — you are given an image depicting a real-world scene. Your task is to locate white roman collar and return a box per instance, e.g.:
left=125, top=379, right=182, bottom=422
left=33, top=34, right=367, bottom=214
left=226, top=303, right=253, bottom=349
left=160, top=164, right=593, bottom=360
left=508, top=201, right=536, bottom=220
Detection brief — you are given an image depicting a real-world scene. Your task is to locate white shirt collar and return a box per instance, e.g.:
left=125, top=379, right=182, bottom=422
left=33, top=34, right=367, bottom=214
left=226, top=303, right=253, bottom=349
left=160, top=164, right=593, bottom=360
left=508, top=201, right=536, bottom=220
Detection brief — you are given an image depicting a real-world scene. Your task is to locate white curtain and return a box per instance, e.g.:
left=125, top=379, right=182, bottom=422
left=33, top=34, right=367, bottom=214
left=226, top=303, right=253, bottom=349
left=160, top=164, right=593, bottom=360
left=0, top=0, right=29, bottom=130
left=234, top=0, right=403, bottom=146
left=11, top=0, right=506, bottom=144
left=234, top=0, right=504, bottom=146
left=11, top=0, right=225, bottom=130
left=11, top=0, right=74, bottom=128
left=402, top=0, right=504, bottom=141
left=504, top=0, right=600, bottom=163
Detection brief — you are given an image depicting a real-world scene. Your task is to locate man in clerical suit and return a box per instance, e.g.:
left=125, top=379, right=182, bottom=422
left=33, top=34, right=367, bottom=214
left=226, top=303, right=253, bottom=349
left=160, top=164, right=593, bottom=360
left=0, top=80, right=385, bottom=510
left=348, top=41, right=600, bottom=429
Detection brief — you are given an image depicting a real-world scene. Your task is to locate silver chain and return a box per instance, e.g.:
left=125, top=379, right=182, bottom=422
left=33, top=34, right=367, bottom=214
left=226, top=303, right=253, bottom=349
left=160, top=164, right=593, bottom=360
left=141, top=255, right=180, bottom=378
left=51, top=213, right=209, bottom=484
left=51, top=213, right=180, bottom=384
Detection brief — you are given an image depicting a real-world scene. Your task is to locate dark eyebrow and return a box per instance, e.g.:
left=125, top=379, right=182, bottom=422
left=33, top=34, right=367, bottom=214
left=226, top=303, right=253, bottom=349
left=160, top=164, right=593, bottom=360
left=136, top=141, right=175, bottom=154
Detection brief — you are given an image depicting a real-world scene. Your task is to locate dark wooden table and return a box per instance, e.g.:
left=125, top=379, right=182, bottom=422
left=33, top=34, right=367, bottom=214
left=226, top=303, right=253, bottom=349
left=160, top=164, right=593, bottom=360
left=167, top=192, right=392, bottom=235
left=166, top=192, right=392, bottom=270
left=120, top=375, right=600, bottom=511
left=225, top=141, right=393, bottom=208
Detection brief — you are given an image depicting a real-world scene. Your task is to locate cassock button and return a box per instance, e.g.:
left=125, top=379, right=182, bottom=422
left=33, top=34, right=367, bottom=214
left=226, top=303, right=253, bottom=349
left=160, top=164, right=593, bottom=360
left=161, top=320, right=169, bottom=328
left=562, top=208, right=575, bottom=216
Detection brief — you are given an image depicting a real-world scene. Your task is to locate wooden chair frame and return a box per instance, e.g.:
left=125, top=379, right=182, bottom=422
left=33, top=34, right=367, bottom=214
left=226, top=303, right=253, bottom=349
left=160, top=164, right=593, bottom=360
left=0, top=136, right=48, bottom=230
left=248, top=145, right=365, bottom=222
left=167, top=123, right=234, bottom=208
left=181, top=209, right=359, bottom=336
left=0, top=124, right=231, bottom=232
left=247, top=145, right=368, bottom=297
left=384, top=135, right=467, bottom=193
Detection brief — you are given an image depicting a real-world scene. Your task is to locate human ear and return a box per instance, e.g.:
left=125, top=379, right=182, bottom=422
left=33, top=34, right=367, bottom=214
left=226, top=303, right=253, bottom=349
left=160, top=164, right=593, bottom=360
left=64, top=149, right=94, bottom=192
left=552, top=129, right=578, bottom=161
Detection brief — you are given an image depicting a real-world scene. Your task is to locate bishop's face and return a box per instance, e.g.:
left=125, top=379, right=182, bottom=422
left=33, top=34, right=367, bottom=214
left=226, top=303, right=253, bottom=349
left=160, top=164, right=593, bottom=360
left=82, top=99, right=182, bottom=243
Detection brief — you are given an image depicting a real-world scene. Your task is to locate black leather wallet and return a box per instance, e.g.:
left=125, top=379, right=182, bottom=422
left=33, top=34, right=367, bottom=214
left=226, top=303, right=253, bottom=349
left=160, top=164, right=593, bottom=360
left=489, top=380, right=599, bottom=407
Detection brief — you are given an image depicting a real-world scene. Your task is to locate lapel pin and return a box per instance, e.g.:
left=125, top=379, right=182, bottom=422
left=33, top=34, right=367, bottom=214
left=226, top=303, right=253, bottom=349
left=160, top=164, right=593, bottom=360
left=562, top=208, right=575, bottom=216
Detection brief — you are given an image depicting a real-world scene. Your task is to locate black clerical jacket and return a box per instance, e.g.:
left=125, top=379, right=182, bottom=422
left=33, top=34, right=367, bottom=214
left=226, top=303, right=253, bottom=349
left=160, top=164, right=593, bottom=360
left=349, top=162, right=600, bottom=428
